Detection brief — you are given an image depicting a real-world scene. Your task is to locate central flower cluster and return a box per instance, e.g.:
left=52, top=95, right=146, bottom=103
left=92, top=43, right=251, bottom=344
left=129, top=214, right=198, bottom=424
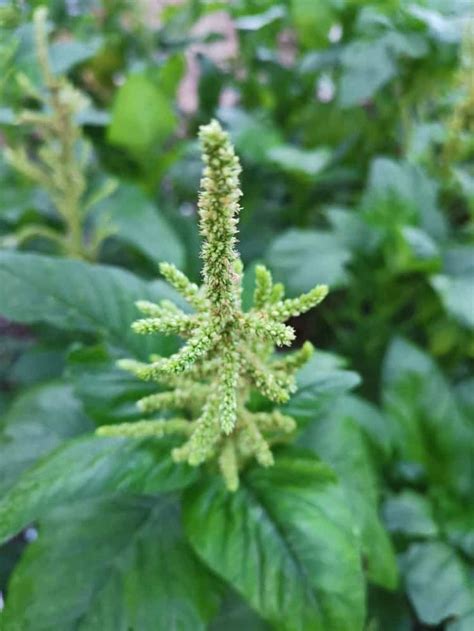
left=97, top=120, right=328, bottom=490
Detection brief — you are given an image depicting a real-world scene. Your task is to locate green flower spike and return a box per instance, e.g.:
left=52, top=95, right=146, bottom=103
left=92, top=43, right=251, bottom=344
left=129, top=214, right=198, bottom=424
left=97, top=120, right=328, bottom=491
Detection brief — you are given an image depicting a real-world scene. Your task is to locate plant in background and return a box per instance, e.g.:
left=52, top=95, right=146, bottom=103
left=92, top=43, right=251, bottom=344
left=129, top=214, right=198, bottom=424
left=3, top=7, right=115, bottom=260
left=98, top=119, right=327, bottom=490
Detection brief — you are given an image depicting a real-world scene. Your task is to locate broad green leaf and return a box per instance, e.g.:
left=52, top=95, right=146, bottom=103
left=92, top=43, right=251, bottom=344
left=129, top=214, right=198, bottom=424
left=184, top=453, right=365, bottom=631
left=67, top=344, right=156, bottom=426
left=447, top=610, right=474, bottom=631
left=10, top=343, right=66, bottom=386
left=382, top=491, right=438, bottom=537
left=401, top=542, right=474, bottom=625
left=98, top=184, right=184, bottom=267
left=0, top=382, right=92, bottom=494
left=49, top=37, right=103, bottom=75
left=300, top=414, right=397, bottom=589
left=2, top=496, right=218, bottom=630
left=283, top=354, right=361, bottom=423
left=267, top=145, right=331, bottom=179
left=266, top=229, right=351, bottom=295
left=327, top=394, right=392, bottom=459
left=0, top=252, right=179, bottom=357
left=108, top=74, right=177, bottom=152
left=235, top=6, right=285, bottom=31
left=339, top=40, right=396, bottom=107
left=0, top=435, right=196, bottom=544
left=382, top=338, right=474, bottom=495
left=219, top=108, right=282, bottom=164
left=431, top=274, right=474, bottom=329
left=362, top=158, right=446, bottom=241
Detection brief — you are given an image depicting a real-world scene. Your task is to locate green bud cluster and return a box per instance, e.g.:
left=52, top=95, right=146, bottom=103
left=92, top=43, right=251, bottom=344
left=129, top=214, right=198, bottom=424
left=98, top=120, right=328, bottom=491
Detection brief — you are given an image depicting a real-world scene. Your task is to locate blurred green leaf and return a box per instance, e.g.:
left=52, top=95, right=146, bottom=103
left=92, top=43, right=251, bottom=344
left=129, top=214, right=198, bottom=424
left=284, top=353, right=361, bottom=423
left=382, top=338, right=474, bottom=495
left=267, top=145, right=331, bottom=179
left=0, top=435, right=196, bottom=544
left=235, top=6, right=286, bottom=31
left=2, top=496, right=218, bottom=630
left=401, top=542, right=474, bottom=625
left=108, top=74, right=177, bottom=152
left=382, top=491, right=438, bottom=537
left=0, top=252, right=179, bottom=357
left=266, top=229, right=351, bottom=295
left=0, top=382, right=92, bottom=495
left=98, top=183, right=185, bottom=267
left=49, top=37, right=103, bottom=75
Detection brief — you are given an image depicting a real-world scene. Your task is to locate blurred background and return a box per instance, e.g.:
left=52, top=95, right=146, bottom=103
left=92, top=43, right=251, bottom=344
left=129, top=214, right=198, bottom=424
left=0, top=1, right=473, bottom=629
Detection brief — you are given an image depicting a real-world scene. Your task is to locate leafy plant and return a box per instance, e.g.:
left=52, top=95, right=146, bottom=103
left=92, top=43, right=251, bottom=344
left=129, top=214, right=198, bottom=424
left=0, top=2, right=473, bottom=629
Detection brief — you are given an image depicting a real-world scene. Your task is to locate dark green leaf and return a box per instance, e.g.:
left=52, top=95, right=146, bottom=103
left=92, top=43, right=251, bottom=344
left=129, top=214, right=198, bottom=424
left=0, top=382, right=92, bottom=494
left=382, top=491, right=438, bottom=537
left=98, top=184, right=184, bottom=267
left=67, top=344, right=156, bottom=425
left=266, top=229, right=351, bottom=295
left=284, top=353, right=361, bottom=423
left=401, top=542, right=474, bottom=625
left=184, top=453, right=365, bottom=631
left=0, top=252, right=179, bottom=357
left=300, top=414, right=397, bottom=588
left=382, top=338, right=474, bottom=495
left=2, top=496, right=218, bottom=630
left=0, top=435, right=196, bottom=544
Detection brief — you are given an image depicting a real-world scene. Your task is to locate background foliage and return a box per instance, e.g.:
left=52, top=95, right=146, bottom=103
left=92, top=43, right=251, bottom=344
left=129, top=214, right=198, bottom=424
left=0, top=0, right=473, bottom=629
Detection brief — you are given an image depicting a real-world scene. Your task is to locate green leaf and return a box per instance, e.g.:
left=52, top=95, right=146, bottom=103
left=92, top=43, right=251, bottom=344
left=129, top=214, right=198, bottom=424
left=108, top=74, right=177, bottom=152
left=290, top=0, right=334, bottom=47
left=0, top=382, right=92, bottom=494
left=235, top=6, right=285, bottom=31
left=283, top=354, right=361, bottom=423
left=447, top=610, right=474, bottom=631
left=0, top=435, right=196, bottom=544
left=382, top=338, right=474, bottom=495
left=326, top=394, right=392, bottom=459
left=184, top=453, right=365, bottom=631
left=210, top=591, right=271, bottom=630
left=339, top=40, right=396, bottom=107
left=362, top=159, right=447, bottom=241
left=438, top=501, right=474, bottom=560
left=431, top=274, right=474, bottom=329
left=401, top=542, right=474, bottom=625
left=382, top=491, right=438, bottom=537
left=67, top=344, right=156, bottom=426
left=49, top=37, right=103, bottom=75
left=267, top=145, right=331, bottom=179
left=98, top=184, right=184, bottom=267
left=2, top=496, right=219, bottom=630
left=266, top=229, right=351, bottom=295
left=0, top=252, right=179, bottom=357
left=299, top=413, right=398, bottom=589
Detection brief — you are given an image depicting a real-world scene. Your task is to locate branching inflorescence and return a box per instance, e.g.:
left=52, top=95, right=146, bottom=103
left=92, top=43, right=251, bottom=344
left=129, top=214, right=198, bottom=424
left=4, top=7, right=115, bottom=260
left=97, top=120, right=328, bottom=490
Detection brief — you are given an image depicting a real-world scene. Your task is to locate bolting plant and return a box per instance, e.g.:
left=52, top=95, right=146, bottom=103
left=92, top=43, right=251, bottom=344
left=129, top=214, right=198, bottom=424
left=97, top=120, right=328, bottom=490
left=3, top=7, right=115, bottom=260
